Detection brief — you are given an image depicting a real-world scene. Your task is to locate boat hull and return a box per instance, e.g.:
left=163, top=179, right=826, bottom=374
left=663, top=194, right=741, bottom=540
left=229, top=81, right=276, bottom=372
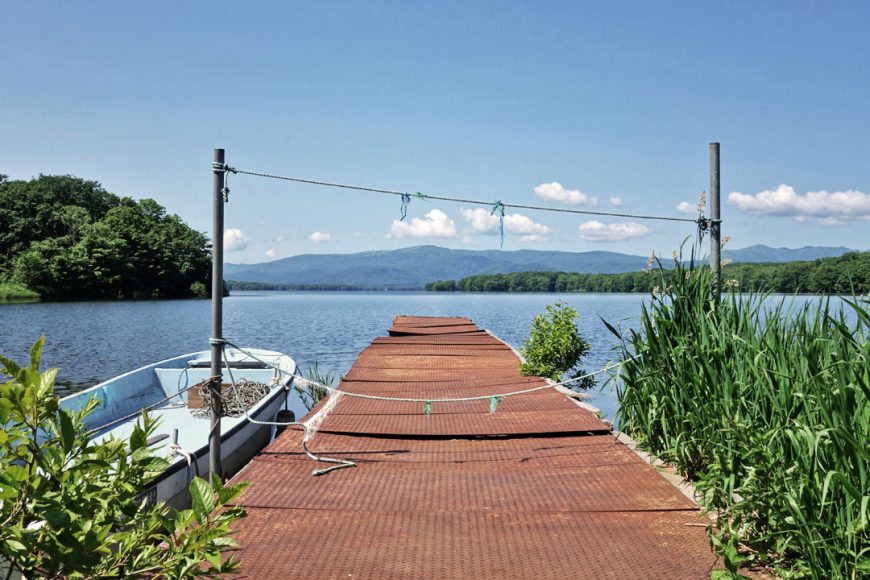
left=147, top=386, right=289, bottom=509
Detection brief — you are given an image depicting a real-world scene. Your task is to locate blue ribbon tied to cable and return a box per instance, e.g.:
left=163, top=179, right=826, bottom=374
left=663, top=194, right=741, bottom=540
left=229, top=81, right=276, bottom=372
left=491, top=200, right=506, bottom=248
left=400, top=193, right=411, bottom=221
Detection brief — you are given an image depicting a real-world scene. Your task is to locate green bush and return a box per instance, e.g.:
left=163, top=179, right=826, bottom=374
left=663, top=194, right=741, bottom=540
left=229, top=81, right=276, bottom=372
left=519, top=301, right=590, bottom=383
left=0, top=338, right=248, bottom=578
left=610, top=246, right=870, bottom=577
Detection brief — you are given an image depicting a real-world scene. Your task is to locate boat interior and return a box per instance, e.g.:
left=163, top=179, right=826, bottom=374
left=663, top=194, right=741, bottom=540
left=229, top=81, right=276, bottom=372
left=60, top=349, right=297, bottom=459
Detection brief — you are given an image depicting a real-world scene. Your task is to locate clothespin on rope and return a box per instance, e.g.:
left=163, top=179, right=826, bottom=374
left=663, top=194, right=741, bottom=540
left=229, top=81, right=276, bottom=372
left=400, top=193, right=411, bottom=221
left=491, top=200, right=505, bottom=248
left=423, top=401, right=432, bottom=416
left=489, top=396, right=501, bottom=415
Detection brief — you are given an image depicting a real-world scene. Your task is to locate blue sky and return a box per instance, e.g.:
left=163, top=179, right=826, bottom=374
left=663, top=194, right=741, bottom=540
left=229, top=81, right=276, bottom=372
left=3, top=1, right=868, bottom=263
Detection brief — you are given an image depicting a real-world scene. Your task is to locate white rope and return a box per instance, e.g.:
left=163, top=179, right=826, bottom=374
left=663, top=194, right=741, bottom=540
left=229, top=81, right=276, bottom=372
left=221, top=337, right=637, bottom=405
left=169, top=443, right=195, bottom=468
left=216, top=340, right=637, bottom=476
left=218, top=349, right=355, bottom=476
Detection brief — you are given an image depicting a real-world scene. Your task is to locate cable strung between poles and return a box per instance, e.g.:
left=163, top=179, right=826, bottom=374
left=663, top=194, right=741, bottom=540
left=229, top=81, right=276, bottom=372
left=214, top=163, right=702, bottom=225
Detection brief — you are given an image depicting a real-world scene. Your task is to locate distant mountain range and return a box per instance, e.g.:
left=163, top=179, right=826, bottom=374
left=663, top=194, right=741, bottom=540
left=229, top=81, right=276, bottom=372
left=224, top=244, right=856, bottom=289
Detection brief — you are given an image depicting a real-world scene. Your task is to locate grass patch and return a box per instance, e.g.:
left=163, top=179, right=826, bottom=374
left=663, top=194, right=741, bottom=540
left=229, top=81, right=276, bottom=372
left=609, top=244, right=869, bottom=577
left=0, top=281, right=40, bottom=302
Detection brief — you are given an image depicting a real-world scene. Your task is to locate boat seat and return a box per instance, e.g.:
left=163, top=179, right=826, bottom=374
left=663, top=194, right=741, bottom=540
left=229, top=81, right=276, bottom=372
left=187, top=359, right=266, bottom=369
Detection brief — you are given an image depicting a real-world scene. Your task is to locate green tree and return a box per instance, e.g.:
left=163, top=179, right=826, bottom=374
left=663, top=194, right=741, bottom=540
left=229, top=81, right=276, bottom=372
left=4, top=176, right=211, bottom=300
left=0, top=175, right=118, bottom=272
left=0, top=339, right=248, bottom=578
left=519, top=302, right=591, bottom=384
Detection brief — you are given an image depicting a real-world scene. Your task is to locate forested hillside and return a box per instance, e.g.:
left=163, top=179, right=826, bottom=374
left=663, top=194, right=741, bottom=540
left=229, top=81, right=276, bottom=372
left=0, top=174, right=211, bottom=300
left=426, top=252, right=870, bottom=294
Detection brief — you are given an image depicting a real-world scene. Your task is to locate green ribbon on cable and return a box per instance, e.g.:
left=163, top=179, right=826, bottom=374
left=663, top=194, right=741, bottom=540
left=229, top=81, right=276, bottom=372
left=491, top=200, right=505, bottom=248
left=424, top=401, right=431, bottom=416
left=415, top=191, right=427, bottom=200
left=489, top=396, right=501, bottom=415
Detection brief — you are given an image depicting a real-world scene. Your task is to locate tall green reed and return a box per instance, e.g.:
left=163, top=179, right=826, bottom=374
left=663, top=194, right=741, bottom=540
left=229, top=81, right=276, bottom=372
left=609, top=243, right=869, bottom=578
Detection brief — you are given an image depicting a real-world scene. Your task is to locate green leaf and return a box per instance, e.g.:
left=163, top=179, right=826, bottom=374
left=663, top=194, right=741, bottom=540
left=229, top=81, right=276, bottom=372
left=190, top=477, right=215, bottom=524
left=205, top=552, right=223, bottom=569
left=217, top=481, right=249, bottom=505
left=129, top=423, right=147, bottom=451
left=211, top=536, right=239, bottom=548
left=58, top=409, right=75, bottom=452
left=0, top=354, right=22, bottom=377
left=29, top=336, right=44, bottom=369
left=39, top=367, right=58, bottom=398
left=5, top=539, right=26, bottom=553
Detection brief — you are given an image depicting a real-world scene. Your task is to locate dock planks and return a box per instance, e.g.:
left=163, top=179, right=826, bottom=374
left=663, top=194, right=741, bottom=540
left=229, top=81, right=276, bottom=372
left=228, top=316, right=718, bottom=578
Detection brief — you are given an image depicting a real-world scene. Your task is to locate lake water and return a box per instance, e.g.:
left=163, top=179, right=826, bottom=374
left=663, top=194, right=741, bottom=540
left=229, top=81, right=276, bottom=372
left=0, top=292, right=848, bottom=420
left=0, top=292, right=652, bottom=419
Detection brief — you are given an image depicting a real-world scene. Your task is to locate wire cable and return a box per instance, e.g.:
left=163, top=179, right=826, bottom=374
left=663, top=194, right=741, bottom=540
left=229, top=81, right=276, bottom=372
left=214, top=163, right=703, bottom=225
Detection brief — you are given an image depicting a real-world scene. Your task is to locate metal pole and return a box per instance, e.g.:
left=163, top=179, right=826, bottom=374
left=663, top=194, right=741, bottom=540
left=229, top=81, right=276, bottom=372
left=209, top=148, right=225, bottom=481
left=710, top=142, right=721, bottom=298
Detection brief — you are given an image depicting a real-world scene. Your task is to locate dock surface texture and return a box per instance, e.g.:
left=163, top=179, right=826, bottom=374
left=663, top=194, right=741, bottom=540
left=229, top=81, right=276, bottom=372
left=228, top=316, right=719, bottom=579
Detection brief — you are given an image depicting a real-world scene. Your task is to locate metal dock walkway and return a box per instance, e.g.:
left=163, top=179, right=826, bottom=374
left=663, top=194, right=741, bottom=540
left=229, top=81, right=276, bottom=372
left=228, top=316, right=718, bottom=578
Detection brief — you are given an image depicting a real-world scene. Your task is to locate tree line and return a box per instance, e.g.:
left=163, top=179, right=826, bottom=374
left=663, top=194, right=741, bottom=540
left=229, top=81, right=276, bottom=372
left=0, top=174, right=212, bottom=300
left=425, top=251, right=870, bottom=294
left=226, top=280, right=421, bottom=291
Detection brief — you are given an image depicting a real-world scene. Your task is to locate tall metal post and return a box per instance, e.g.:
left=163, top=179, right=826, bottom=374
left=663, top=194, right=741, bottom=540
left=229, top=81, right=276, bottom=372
left=709, top=142, right=721, bottom=298
left=209, top=148, right=225, bottom=481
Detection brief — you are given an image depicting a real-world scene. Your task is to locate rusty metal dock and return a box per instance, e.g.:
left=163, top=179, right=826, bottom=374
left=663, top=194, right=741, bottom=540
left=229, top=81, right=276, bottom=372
left=228, top=316, right=719, bottom=578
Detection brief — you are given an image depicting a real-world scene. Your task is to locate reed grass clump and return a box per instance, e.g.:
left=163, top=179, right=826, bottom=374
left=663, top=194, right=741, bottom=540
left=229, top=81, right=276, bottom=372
left=297, top=362, right=334, bottom=410
left=611, top=249, right=869, bottom=577
left=0, top=281, right=39, bottom=302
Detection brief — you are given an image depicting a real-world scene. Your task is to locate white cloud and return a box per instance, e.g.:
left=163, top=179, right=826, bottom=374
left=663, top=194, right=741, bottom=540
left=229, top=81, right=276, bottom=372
left=521, top=234, right=547, bottom=242
left=264, top=248, right=277, bottom=259
left=728, top=184, right=870, bottom=222
left=460, top=208, right=551, bottom=237
left=390, top=209, right=458, bottom=238
left=224, top=228, right=249, bottom=252
left=676, top=201, right=696, bottom=214
left=609, top=197, right=624, bottom=207
left=309, top=231, right=332, bottom=243
left=578, top=220, right=652, bottom=242
left=534, top=182, right=597, bottom=206
left=274, top=235, right=285, bottom=243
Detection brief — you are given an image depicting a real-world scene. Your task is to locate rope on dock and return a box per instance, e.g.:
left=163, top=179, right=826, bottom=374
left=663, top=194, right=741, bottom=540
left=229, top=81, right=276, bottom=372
left=212, top=340, right=640, bottom=476
left=221, top=338, right=637, bottom=411
left=217, top=348, right=356, bottom=476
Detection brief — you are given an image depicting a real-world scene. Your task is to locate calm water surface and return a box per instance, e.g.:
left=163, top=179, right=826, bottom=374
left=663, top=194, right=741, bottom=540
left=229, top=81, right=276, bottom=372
left=0, top=292, right=649, bottom=419
left=0, top=292, right=844, bottom=420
